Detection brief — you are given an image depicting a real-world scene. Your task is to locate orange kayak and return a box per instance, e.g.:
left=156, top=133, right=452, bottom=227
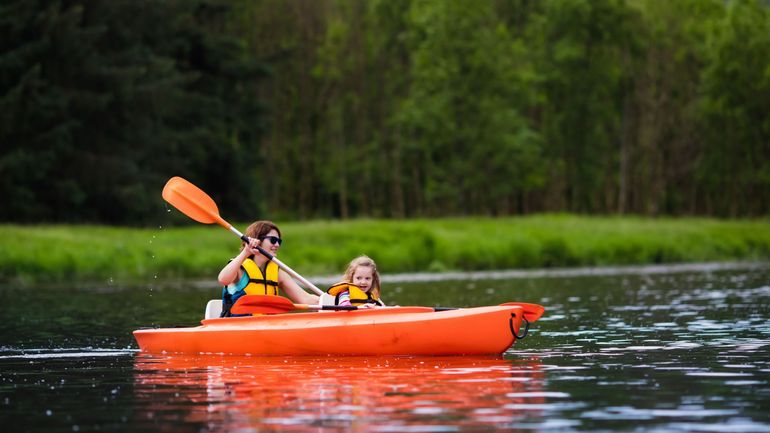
left=133, top=305, right=541, bottom=356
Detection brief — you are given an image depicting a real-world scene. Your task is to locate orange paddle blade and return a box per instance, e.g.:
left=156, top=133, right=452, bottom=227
left=162, top=176, right=225, bottom=226
left=500, top=302, right=545, bottom=323
left=231, top=295, right=296, bottom=315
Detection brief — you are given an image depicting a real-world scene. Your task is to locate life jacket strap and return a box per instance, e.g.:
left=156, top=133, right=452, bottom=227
left=220, top=288, right=248, bottom=317
left=248, top=279, right=279, bottom=286
left=350, top=298, right=378, bottom=305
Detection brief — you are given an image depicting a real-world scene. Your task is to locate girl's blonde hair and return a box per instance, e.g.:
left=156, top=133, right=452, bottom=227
left=343, top=255, right=381, bottom=298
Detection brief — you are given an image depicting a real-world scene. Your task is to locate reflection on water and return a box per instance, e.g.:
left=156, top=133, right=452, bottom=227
left=132, top=354, right=545, bottom=432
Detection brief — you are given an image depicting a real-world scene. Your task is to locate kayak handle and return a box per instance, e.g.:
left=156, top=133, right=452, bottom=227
left=510, top=313, right=530, bottom=340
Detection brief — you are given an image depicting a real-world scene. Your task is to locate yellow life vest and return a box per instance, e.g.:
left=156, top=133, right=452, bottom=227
left=241, top=258, right=280, bottom=296
left=327, top=282, right=383, bottom=306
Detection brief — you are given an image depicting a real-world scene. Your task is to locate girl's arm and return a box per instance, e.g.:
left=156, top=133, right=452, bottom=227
left=278, top=270, right=319, bottom=304
left=337, top=290, right=352, bottom=306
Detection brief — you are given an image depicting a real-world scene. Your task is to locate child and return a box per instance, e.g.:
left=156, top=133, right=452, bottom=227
left=327, top=255, right=385, bottom=307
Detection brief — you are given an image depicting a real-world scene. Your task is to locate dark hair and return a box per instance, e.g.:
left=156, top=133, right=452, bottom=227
left=243, top=220, right=281, bottom=246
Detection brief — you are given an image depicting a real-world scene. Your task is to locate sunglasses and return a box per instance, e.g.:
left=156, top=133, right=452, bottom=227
left=259, top=235, right=283, bottom=246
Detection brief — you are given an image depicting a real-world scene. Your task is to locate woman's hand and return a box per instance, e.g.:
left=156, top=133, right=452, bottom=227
left=244, top=237, right=261, bottom=256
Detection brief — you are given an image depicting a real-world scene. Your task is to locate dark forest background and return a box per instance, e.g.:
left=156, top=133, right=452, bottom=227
left=2, top=0, right=769, bottom=225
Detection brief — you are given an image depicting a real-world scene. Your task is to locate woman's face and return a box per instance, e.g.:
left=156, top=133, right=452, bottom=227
left=352, top=265, right=373, bottom=292
left=258, top=229, right=282, bottom=256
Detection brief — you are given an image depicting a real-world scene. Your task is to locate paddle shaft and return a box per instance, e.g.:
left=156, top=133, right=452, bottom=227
left=230, top=294, right=358, bottom=314
left=292, top=303, right=358, bottom=311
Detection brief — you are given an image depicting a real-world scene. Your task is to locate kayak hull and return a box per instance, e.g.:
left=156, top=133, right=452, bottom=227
left=133, top=305, right=527, bottom=356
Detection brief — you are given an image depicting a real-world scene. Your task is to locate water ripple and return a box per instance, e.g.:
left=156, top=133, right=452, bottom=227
left=582, top=406, right=740, bottom=420
left=0, top=348, right=137, bottom=360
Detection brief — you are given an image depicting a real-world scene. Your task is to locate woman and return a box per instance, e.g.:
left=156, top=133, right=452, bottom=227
left=217, top=220, right=318, bottom=316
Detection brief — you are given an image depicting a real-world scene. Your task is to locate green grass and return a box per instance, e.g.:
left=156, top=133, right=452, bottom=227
left=1, top=214, right=769, bottom=284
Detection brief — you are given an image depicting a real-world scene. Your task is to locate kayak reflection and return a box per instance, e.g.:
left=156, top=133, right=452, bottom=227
left=133, top=353, right=545, bottom=432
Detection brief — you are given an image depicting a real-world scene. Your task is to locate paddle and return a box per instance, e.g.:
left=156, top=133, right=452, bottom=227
left=231, top=295, right=358, bottom=314
left=162, top=176, right=324, bottom=295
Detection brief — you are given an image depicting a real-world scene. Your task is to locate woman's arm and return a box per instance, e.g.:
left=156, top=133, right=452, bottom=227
left=217, top=244, right=252, bottom=286
left=278, top=270, right=320, bottom=304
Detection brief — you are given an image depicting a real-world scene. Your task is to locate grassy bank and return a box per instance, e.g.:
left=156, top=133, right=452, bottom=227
left=1, top=215, right=769, bottom=284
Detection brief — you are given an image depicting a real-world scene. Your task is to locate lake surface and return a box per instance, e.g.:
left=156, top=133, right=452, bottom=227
left=1, top=263, right=769, bottom=432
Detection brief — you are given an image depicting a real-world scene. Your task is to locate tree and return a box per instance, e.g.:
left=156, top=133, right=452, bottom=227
left=396, top=0, right=542, bottom=216
left=0, top=0, right=266, bottom=223
left=619, top=0, right=722, bottom=215
left=698, top=0, right=770, bottom=216
left=529, top=0, right=637, bottom=213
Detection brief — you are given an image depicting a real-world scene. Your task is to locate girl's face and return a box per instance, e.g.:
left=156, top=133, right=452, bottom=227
left=258, top=229, right=282, bottom=256
left=352, top=265, right=373, bottom=292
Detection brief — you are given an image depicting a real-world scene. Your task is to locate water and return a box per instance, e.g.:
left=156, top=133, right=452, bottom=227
left=1, top=263, right=769, bottom=432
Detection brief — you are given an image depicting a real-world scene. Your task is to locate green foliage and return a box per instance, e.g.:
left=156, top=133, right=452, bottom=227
left=698, top=0, right=770, bottom=216
left=530, top=0, right=638, bottom=212
left=0, top=0, right=265, bottom=224
left=2, top=216, right=769, bottom=284
left=1, top=0, right=769, bottom=223
left=397, top=0, right=543, bottom=215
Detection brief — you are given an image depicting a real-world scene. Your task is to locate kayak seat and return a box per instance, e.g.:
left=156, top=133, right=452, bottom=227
left=319, top=293, right=336, bottom=306
left=205, top=299, right=223, bottom=319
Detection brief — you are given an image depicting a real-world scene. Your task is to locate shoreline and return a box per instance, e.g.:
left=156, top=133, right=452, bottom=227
left=2, top=215, right=769, bottom=285
left=7, top=260, right=768, bottom=291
